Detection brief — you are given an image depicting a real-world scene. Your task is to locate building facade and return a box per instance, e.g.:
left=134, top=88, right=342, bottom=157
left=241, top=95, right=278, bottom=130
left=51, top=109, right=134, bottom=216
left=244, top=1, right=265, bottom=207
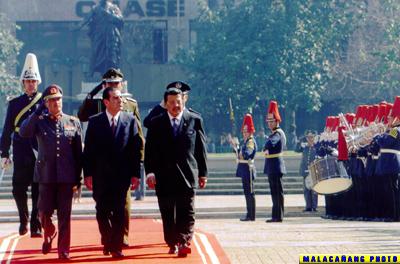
left=0, top=0, right=216, bottom=115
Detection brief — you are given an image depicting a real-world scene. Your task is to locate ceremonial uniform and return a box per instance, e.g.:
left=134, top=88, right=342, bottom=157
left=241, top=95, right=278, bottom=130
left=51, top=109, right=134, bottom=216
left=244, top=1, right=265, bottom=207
left=264, top=101, right=286, bottom=222
left=19, top=84, right=82, bottom=259
left=374, top=126, right=400, bottom=221
left=235, top=114, right=257, bottom=221
left=0, top=93, right=42, bottom=235
left=0, top=53, right=43, bottom=236
left=264, top=127, right=286, bottom=221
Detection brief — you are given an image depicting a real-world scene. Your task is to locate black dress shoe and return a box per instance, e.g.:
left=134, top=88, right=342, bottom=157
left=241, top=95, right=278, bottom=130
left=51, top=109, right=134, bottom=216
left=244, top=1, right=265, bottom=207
left=303, top=208, right=312, bottom=212
left=103, top=246, right=110, bottom=256
left=265, top=219, right=282, bottom=223
left=177, top=243, right=191, bottom=257
left=168, top=245, right=178, bottom=254
left=58, top=252, right=70, bottom=260
left=19, top=224, right=28, bottom=236
left=240, top=216, right=255, bottom=221
left=30, top=230, right=43, bottom=238
left=111, top=250, right=124, bottom=259
left=42, top=232, right=57, bottom=255
left=311, top=208, right=318, bottom=212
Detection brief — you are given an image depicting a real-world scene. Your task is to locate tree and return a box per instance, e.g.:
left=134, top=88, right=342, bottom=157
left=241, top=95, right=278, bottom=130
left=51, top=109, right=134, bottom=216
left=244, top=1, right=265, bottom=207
left=0, top=13, right=22, bottom=99
left=176, top=0, right=363, bottom=147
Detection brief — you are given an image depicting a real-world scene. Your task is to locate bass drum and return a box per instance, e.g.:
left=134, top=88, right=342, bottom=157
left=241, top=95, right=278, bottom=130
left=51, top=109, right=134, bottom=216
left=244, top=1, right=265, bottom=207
left=308, top=157, right=352, bottom=195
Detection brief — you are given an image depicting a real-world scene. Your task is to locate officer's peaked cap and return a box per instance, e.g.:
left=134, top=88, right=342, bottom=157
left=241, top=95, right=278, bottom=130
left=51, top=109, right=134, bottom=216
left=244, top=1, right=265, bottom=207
left=166, top=81, right=191, bottom=92
left=102, top=68, right=124, bottom=83
left=43, top=84, right=63, bottom=100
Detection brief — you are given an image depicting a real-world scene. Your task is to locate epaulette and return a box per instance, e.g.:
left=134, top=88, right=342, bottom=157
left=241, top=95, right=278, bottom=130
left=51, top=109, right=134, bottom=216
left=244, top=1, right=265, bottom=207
left=389, top=128, right=398, bottom=139
left=246, top=138, right=255, bottom=150
left=188, top=108, right=201, bottom=116
left=126, top=97, right=137, bottom=103
left=6, top=95, right=17, bottom=102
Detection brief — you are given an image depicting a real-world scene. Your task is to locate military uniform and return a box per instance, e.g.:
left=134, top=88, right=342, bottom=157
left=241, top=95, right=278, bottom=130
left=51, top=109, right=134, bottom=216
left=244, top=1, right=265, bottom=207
left=374, top=126, right=400, bottom=221
left=295, top=139, right=318, bottom=211
left=19, top=84, right=82, bottom=258
left=0, top=92, right=42, bottom=235
left=264, top=127, right=287, bottom=221
left=77, top=68, right=144, bottom=246
left=236, top=135, right=257, bottom=220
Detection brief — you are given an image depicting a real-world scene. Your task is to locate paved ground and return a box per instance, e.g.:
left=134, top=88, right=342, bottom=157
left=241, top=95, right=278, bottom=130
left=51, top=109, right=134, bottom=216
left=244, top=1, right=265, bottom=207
left=2, top=195, right=400, bottom=263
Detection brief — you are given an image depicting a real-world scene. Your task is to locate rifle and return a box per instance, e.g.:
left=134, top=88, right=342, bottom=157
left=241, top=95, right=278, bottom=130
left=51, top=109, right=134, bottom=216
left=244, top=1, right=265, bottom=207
left=229, top=98, right=236, bottom=136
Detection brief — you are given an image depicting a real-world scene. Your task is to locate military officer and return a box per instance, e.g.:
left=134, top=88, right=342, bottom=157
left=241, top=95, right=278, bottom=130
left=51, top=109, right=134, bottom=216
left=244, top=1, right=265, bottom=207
left=0, top=53, right=42, bottom=237
left=264, top=101, right=286, bottom=223
left=231, top=114, right=257, bottom=221
left=19, top=84, right=82, bottom=260
left=77, top=68, right=144, bottom=247
left=143, top=81, right=191, bottom=129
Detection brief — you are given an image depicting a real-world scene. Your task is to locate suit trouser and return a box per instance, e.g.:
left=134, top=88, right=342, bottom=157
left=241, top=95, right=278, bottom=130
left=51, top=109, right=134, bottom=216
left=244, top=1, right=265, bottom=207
left=12, top=162, right=41, bottom=232
left=96, top=189, right=127, bottom=252
left=38, top=183, right=74, bottom=254
left=157, top=191, right=195, bottom=247
left=268, top=173, right=284, bottom=220
left=123, top=189, right=131, bottom=244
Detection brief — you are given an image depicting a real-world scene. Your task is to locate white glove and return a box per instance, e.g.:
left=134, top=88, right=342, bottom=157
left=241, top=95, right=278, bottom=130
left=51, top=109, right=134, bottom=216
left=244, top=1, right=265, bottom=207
left=1, top=158, right=11, bottom=170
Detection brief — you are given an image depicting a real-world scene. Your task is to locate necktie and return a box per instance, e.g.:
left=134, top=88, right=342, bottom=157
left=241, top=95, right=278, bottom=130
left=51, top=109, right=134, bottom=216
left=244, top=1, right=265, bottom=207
left=172, top=118, right=179, bottom=136
left=111, top=117, right=116, bottom=136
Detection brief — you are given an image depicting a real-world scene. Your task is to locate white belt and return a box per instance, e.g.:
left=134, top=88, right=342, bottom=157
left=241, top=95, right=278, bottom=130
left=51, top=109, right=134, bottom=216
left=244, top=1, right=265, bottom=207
left=380, top=149, right=400, bottom=155
left=237, top=159, right=254, bottom=165
left=372, top=155, right=379, bottom=160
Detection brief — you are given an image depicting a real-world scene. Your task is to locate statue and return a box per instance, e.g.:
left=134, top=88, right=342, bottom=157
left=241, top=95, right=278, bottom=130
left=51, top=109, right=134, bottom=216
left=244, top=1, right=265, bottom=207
left=82, top=0, right=123, bottom=77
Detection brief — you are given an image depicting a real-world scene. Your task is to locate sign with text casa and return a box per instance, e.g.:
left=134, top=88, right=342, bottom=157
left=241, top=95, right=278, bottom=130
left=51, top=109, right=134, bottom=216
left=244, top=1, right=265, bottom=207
left=76, top=0, right=185, bottom=19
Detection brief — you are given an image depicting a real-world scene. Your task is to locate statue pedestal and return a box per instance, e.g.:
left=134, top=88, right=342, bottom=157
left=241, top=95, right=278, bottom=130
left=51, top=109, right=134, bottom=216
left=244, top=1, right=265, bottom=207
left=76, top=81, right=131, bottom=100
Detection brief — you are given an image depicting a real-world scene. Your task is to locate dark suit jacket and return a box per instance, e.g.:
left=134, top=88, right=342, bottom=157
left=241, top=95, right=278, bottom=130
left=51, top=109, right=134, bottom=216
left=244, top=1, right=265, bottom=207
left=144, top=109, right=208, bottom=195
left=83, top=111, right=142, bottom=199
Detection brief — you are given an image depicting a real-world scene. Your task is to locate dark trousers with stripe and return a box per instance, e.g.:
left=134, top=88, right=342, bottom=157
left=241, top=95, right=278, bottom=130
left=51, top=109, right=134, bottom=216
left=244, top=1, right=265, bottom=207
left=268, top=173, right=284, bottom=220
left=12, top=160, right=41, bottom=232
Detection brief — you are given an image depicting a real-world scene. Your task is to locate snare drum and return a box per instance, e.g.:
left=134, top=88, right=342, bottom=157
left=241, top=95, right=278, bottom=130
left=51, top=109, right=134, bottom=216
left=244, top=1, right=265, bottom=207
left=308, top=157, right=352, bottom=194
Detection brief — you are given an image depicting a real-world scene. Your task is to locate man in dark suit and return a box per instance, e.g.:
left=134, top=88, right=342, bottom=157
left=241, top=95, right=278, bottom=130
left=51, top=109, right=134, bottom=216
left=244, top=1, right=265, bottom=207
left=78, top=68, right=144, bottom=247
left=19, top=84, right=82, bottom=260
left=83, top=87, right=142, bottom=258
left=144, top=88, right=208, bottom=257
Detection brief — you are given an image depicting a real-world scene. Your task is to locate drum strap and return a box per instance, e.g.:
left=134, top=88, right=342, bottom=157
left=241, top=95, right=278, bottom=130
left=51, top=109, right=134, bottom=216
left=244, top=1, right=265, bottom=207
left=264, top=153, right=282, bottom=158
left=380, top=149, right=400, bottom=155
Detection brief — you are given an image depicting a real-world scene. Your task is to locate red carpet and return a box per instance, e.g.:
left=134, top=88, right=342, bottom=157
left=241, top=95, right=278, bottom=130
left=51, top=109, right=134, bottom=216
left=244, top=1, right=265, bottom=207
left=0, top=219, right=230, bottom=264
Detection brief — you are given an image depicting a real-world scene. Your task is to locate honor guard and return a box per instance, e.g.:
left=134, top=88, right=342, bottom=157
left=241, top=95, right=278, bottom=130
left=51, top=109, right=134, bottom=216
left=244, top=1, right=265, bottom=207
left=143, top=81, right=192, bottom=128
left=233, top=114, right=257, bottom=221
left=77, top=67, right=144, bottom=247
left=264, top=101, right=286, bottom=222
left=19, top=84, right=82, bottom=259
left=0, top=53, right=42, bottom=237
left=374, top=96, right=400, bottom=221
